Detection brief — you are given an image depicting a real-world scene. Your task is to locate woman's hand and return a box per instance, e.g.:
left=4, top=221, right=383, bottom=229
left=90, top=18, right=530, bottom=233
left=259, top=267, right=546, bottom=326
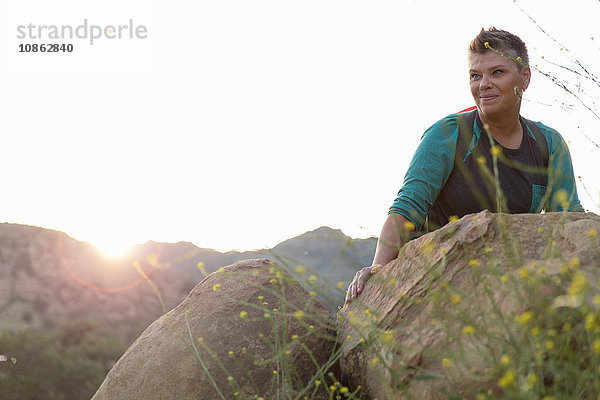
left=344, top=265, right=381, bottom=305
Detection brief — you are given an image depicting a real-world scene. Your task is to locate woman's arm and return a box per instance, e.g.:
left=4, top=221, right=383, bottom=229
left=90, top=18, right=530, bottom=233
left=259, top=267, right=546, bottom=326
left=344, top=212, right=411, bottom=304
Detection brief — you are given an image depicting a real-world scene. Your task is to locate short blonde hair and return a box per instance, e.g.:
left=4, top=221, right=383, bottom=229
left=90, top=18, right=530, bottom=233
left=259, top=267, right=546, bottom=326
left=469, top=27, right=529, bottom=70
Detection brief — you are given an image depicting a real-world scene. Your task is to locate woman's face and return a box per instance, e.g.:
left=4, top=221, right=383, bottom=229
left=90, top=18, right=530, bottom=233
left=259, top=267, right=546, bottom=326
left=468, top=50, right=531, bottom=119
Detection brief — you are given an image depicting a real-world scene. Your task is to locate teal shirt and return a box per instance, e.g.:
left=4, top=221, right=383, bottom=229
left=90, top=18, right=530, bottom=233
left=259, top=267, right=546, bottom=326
left=390, top=113, right=584, bottom=230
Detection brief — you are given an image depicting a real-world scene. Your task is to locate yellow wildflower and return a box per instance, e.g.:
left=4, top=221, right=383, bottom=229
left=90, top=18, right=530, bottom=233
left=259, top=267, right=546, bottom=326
left=269, top=278, right=277, bottom=284
left=490, top=145, right=502, bottom=157
left=370, top=357, right=380, bottom=366
left=309, top=325, right=315, bottom=330
left=555, top=189, right=568, bottom=203
left=380, top=330, right=395, bottom=344
left=477, top=156, right=486, bottom=165
left=336, top=281, right=345, bottom=289
left=485, top=247, right=493, bottom=254
left=449, top=215, right=459, bottom=222
left=586, top=313, right=596, bottom=331
left=570, top=257, right=580, bottom=269
left=530, top=326, right=540, bottom=336
left=218, top=267, right=225, bottom=273
left=295, top=265, right=306, bottom=274
left=500, top=275, right=508, bottom=283
left=593, top=339, right=600, bottom=354
left=463, top=325, right=475, bottom=335
left=518, top=267, right=530, bottom=279
left=545, top=340, right=555, bottom=350
left=537, top=227, right=543, bottom=233
left=309, top=275, right=317, bottom=283
left=294, top=310, right=305, bottom=319
left=469, top=259, right=480, bottom=267
left=403, top=221, right=416, bottom=231
left=197, top=262, right=207, bottom=275
left=315, top=380, right=321, bottom=387
left=264, top=312, right=270, bottom=318
left=568, top=271, right=587, bottom=296
left=498, top=369, right=516, bottom=388
left=340, top=387, right=349, bottom=394
left=197, top=337, right=204, bottom=343
left=526, top=373, right=538, bottom=390
left=515, top=311, right=533, bottom=325
left=239, top=311, right=248, bottom=319
left=212, top=284, right=221, bottom=291
left=442, top=358, right=453, bottom=368
left=309, top=291, right=317, bottom=297
left=500, top=354, right=510, bottom=366
left=589, top=228, right=597, bottom=238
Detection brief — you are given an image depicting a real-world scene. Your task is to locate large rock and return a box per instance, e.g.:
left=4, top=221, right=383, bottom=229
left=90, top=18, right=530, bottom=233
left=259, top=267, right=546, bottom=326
left=339, top=211, right=600, bottom=399
left=92, top=259, right=338, bottom=400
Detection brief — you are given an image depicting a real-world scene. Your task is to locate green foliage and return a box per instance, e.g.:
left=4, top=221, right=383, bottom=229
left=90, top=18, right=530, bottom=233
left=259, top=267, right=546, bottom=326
left=0, top=320, right=127, bottom=400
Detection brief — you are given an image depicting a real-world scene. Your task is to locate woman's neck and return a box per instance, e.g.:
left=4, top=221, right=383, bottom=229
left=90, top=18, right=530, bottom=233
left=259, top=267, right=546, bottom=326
left=478, top=111, right=523, bottom=149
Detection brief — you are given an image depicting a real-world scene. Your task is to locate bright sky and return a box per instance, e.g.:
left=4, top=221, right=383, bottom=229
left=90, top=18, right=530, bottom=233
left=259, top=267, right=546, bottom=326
left=1, top=0, right=599, bottom=256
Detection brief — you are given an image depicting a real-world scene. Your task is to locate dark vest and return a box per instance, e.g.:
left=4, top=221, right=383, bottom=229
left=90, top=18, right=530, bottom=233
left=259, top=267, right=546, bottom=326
left=424, top=110, right=549, bottom=232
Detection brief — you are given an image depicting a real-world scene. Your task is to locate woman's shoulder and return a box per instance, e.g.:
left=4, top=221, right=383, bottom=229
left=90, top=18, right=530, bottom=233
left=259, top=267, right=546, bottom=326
left=421, top=113, right=462, bottom=140
left=525, top=118, right=566, bottom=150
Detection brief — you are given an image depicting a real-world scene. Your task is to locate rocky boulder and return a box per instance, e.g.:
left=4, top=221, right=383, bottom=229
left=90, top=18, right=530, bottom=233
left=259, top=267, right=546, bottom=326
left=92, top=259, right=338, bottom=400
left=339, top=211, right=600, bottom=399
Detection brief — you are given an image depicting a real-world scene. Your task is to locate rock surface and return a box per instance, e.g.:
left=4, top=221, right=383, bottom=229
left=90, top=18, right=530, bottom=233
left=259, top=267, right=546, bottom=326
left=92, top=259, right=338, bottom=400
left=339, top=211, right=600, bottom=399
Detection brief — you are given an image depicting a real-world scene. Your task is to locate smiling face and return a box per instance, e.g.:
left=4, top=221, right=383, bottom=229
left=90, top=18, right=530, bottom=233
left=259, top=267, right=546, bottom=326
left=468, top=50, right=531, bottom=120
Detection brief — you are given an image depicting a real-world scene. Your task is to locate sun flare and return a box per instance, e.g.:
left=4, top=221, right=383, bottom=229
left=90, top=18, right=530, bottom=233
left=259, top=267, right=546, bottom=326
left=93, top=239, right=134, bottom=259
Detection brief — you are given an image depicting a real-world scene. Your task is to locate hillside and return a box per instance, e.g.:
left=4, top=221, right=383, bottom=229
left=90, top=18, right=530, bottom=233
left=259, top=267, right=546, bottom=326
left=0, top=223, right=375, bottom=341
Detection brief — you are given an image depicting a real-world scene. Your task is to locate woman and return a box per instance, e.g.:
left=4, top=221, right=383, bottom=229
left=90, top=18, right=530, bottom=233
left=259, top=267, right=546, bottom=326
left=345, top=27, right=583, bottom=304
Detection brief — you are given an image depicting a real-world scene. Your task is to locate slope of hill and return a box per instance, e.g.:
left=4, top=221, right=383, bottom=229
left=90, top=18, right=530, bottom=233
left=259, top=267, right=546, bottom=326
left=0, top=223, right=375, bottom=339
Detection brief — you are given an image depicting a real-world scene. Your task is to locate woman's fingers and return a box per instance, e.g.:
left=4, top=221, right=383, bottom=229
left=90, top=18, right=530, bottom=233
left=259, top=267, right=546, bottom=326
left=345, top=266, right=378, bottom=304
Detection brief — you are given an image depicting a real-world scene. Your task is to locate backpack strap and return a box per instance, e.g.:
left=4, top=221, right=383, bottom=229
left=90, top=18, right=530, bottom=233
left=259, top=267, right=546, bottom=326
left=456, top=110, right=477, bottom=164
left=522, top=118, right=549, bottom=167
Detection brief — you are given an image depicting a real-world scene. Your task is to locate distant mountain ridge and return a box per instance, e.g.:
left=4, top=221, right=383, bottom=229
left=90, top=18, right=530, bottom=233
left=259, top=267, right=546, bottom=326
left=0, top=223, right=376, bottom=341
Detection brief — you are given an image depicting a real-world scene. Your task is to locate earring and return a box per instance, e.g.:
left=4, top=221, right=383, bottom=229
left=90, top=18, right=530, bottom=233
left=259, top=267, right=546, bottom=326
left=514, top=86, right=523, bottom=98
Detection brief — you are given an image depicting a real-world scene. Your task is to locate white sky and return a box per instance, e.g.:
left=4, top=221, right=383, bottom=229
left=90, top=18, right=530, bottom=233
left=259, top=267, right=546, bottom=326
left=1, top=0, right=599, bottom=256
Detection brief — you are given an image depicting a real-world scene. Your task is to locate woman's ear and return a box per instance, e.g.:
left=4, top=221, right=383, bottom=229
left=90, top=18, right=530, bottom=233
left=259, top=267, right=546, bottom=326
left=521, top=66, right=531, bottom=91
